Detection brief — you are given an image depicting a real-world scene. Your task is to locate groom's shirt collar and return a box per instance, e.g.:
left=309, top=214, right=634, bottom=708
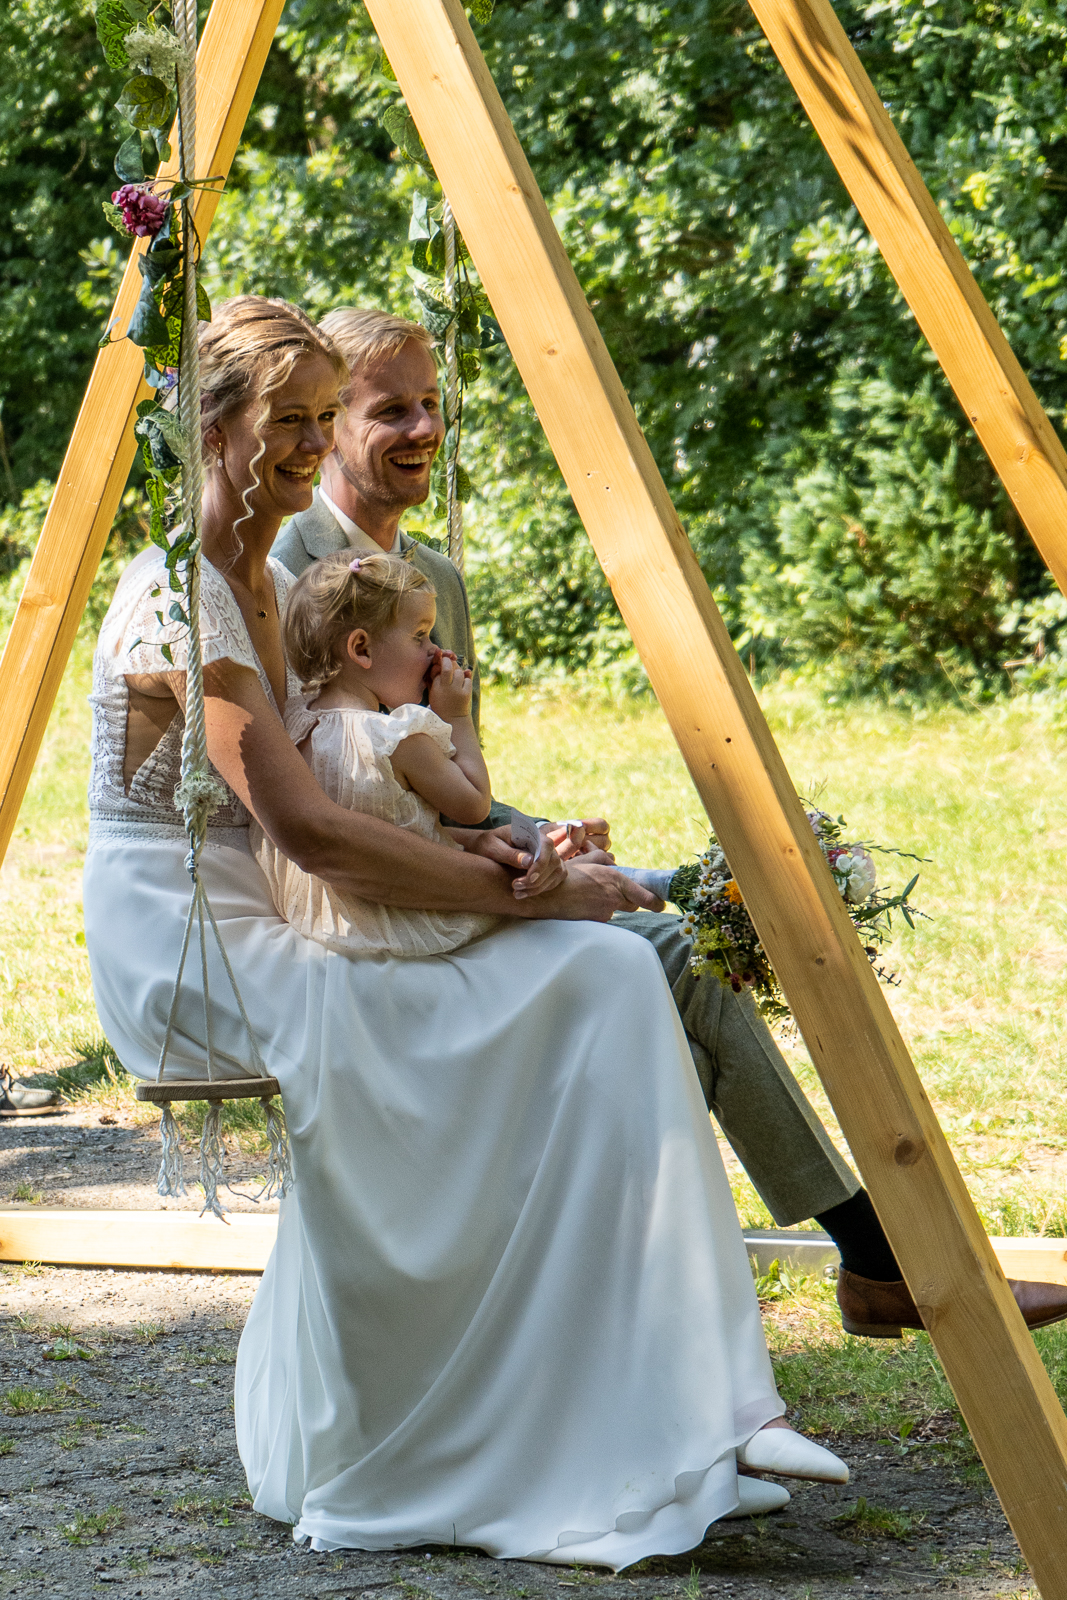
left=319, top=487, right=402, bottom=555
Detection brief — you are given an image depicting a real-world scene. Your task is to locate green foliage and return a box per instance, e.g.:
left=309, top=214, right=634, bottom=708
left=10, top=1, right=1067, bottom=692
left=0, top=479, right=148, bottom=642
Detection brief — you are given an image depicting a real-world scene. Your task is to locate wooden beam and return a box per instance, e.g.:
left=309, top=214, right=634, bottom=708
left=745, top=0, right=1067, bottom=598
left=364, top=0, right=1067, bottom=1586
left=0, top=0, right=286, bottom=866
left=0, top=1208, right=276, bottom=1273
left=3, top=1207, right=1057, bottom=1289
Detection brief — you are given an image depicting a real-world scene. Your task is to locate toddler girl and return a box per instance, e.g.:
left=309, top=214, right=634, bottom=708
left=252, top=550, right=509, bottom=958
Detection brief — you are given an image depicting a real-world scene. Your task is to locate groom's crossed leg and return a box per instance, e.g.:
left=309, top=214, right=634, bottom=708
left=613, top=908, right=857, bottom=1226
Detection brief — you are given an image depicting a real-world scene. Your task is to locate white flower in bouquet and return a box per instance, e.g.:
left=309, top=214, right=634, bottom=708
left=835, top=847, right=878, bottom=905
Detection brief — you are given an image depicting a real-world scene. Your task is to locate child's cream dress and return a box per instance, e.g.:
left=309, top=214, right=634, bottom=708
left=251, top=702, right=498, bottom=958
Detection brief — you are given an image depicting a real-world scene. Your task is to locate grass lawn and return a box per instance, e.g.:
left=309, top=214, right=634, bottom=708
left=6, top=644, right=1067, bottom=1445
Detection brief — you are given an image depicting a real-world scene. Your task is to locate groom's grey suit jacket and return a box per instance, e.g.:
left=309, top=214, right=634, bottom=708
left=272, top=488, right=482, bottom=729
left=271, top=489, right=510, bottom=826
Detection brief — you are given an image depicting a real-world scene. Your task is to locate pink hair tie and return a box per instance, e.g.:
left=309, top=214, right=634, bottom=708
left=349, top=557, right=363, bottom=573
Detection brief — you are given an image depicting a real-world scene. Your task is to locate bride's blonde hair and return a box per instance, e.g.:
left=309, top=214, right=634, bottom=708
left=199, top=295, right=348, bottom=546
left=283, top=550, right=435, bottom=694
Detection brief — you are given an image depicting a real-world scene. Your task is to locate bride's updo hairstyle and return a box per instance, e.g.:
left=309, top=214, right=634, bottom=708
left=282, top=549, right=436, bottom=694
left=199, top=296, right=347, bottom=531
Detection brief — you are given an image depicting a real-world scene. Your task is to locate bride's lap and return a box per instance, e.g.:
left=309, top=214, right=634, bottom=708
left=82, top=833, right=677, bottom=1092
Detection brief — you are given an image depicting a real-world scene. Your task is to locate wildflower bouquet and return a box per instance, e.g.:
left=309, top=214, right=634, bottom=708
left=668, top=806, right=924, bottom=1027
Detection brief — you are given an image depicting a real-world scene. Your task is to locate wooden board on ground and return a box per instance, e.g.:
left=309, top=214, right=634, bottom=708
left=3, top=1209, right=1063, bottom=1288
left=0, top=1208, right=277, bottom=1273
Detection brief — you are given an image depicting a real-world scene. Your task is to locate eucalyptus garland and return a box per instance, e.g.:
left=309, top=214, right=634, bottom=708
left=95, top=0, right=217, bottom=656
left=378, top=0, right=506, bottom=569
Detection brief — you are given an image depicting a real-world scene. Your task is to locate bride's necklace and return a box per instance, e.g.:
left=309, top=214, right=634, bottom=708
left=228, top=572, right=271, bottom=620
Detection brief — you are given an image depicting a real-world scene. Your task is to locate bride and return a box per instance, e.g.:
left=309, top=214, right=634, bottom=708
left=84, top=294, right=847, bottom=1569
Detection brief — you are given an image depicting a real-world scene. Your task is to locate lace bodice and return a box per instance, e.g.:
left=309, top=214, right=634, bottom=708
left=89, top=552, right=302, bottom=839
left=251, top=702, right=498, bottom=958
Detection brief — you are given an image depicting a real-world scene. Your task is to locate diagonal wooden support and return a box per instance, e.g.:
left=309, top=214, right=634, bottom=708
left=363, top=0, right=1067, bottom=1587
left=0, top=0, right=286, bottom=864
left=746, top=0, right=1067, bottom=601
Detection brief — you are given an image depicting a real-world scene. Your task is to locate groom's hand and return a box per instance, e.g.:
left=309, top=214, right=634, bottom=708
left=458, top=826, right=566, bottom=896
left=545, top=817, right=614, bottom=862
left=513, top=862, right=665, bottom=922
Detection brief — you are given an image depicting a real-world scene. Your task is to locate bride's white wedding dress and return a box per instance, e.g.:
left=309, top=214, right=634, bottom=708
left=83, top=552, right=784, bottom=1569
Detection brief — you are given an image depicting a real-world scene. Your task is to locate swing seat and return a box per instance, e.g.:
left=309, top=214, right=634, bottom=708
left=135, top=1076, right=281, bottom=1104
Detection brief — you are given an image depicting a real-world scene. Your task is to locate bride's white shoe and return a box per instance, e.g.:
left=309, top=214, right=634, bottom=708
left=721, top=1476, right=791, bottom=1519
left=737, top=1426, right=849, bottom=1483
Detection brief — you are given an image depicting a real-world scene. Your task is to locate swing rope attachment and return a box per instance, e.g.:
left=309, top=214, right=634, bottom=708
left=98, top=0, right=292, bottom=1218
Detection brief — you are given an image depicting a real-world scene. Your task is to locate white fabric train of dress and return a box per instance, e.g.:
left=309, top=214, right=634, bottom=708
left=82, top=552, right=785, bottom=1570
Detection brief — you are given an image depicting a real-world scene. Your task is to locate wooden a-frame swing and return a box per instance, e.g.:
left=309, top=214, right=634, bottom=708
left=4, top=0, right=1067, bottom=1586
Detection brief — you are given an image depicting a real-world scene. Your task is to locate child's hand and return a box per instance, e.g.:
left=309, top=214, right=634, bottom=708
left=428, top=651, right=474, bottom=722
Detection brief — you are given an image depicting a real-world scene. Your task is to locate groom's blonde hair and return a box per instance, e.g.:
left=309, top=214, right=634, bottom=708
left=318, top=307, right=433, bottom=389
left=282, top=549, right=435, bottom=693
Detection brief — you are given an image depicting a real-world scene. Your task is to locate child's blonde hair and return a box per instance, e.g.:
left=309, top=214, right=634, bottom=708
left=282, top=550, right=436, bottom=693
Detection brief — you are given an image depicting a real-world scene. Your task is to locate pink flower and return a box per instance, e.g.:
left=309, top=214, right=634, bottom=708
left=111, top=184, right=168, bottom=238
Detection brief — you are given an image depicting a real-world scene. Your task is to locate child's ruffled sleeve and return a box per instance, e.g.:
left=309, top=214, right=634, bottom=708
left=368, top=704, right=456, bottom=761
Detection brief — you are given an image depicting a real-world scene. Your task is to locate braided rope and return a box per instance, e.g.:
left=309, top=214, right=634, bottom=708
left=150, top=0, right=291, bottom=1217
left=442, top=197, right=464, bottom=573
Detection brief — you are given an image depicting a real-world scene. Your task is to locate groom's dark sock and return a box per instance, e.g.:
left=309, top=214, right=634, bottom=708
left=815, top=1189, right=901, bottom=1282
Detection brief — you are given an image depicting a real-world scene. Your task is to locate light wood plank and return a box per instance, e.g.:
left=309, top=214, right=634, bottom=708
left=0, top=1208, right=276, bottom=1273
left=0, top=0, right=287, bottom=864
left=364, top=0, right=1067, bottom=1584
left=745, top=0, right=1067, bottom=598
left=2, top=1207, right=1058, bottom=1289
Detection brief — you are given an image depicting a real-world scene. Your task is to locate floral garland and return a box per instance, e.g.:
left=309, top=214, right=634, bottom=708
left=669, top=805, right=927, bottom=1027
left=94, top=1, right=218, bottom=657
left=377, top=1, right=505, bottom=567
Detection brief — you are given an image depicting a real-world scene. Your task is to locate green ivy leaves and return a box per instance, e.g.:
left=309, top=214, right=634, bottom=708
left=95, top=0, right=150, bottom=71
left=381, top=106, right=432, bottom=172
left=114, top=132, right=145, bottom=184
left=115, top=74, right=175, bottom=135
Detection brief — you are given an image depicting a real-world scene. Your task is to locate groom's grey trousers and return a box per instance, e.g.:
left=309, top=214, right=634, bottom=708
left=273, top=500, right=860, bottom=1229
left=613, top=910, right=859, bottom=1225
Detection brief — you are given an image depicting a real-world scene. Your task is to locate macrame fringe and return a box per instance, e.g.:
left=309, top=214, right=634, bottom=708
left=198, top=1103, right=229, bottom=1221
left=261, top=1095, right=293, bottom=1199
left=157, top=1105, right=187, bottom=1198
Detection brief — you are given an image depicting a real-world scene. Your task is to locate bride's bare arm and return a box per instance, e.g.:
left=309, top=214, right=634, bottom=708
left=150, top=659, right=658, bottom=921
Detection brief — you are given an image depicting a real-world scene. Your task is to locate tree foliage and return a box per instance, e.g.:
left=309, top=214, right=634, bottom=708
left=9, top=0, right=1067, bottom=694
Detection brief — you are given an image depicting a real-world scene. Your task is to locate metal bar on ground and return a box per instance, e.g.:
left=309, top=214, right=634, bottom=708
left=362, top=1, right=1067, bottom=1587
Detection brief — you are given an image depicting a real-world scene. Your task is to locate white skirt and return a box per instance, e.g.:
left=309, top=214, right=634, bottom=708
left=83, top=828, right=782, bottom=1569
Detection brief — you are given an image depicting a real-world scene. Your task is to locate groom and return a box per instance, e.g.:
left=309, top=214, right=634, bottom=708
left=272, top=306, right=1067, bottom=1339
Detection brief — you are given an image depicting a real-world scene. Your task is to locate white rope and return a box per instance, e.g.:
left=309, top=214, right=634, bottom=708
left=149, top=0, right=291, bottom=1218
left=442, top=196, right=464, bottom=573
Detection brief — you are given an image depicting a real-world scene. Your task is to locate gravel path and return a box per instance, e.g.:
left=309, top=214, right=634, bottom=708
left=0, top=1112, right=1032, bottom=1598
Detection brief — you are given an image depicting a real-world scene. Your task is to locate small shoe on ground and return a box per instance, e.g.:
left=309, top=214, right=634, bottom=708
left=0, top=1067, right=62, bottom=1117
left=838, top=1267, right=1067, bottom=1337
left=737, top=1426, right=849, bottom=1484
left=721, top=1477, right=791, bottom=1519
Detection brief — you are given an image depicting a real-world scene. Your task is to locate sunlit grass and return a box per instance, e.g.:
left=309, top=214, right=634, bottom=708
left=0, top=637, right=96, bottom=1074
left=6, top=646, right=1067, bottom=1233
left=481, top=681, right=1067, bottom=1236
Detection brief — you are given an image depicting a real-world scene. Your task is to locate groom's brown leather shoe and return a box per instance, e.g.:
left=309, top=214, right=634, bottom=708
left=837, top=1269, right=1067, bottom=1338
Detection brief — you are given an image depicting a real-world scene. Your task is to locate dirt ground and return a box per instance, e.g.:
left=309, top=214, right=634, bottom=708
left=0, top=1113, right=1033, bottom=1600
